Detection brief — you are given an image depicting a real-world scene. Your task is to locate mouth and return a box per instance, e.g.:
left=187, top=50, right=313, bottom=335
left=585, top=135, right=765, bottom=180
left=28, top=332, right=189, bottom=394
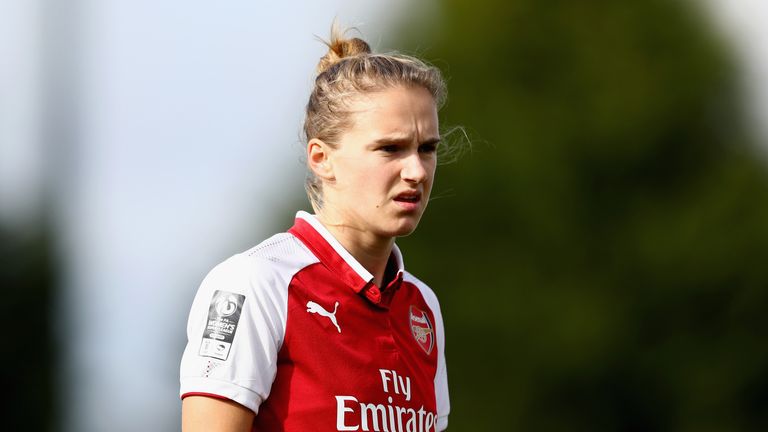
left=393, top=191, right=422, bottom=204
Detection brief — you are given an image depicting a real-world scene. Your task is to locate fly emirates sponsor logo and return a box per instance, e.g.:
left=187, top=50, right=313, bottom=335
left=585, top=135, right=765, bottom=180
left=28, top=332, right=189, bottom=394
left=335, top=369, right=438, bottom=432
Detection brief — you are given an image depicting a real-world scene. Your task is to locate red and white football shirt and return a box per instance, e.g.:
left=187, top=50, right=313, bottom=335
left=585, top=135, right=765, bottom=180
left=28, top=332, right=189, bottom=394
left=180, top=211, right=450, bottom=431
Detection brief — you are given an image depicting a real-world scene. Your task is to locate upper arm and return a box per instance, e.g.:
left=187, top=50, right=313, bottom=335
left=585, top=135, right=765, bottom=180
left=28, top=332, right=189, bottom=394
left=182, top=395, right=254, bottom=432
left=179, top=255, right=290, bottom=413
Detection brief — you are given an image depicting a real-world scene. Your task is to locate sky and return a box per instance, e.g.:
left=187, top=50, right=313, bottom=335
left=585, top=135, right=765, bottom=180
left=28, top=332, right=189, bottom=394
left=0, top=0, right=765, bottom=431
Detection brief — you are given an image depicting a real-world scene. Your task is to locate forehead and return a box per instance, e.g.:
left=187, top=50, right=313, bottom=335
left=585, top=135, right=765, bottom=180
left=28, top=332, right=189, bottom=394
left=344, top=86, right=439, bottom=137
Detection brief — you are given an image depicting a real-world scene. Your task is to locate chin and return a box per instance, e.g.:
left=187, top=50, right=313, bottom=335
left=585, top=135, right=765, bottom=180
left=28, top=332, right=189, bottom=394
left=371, top=212, right=425, bottom=239
left=388, top=219, right=421, bottom=238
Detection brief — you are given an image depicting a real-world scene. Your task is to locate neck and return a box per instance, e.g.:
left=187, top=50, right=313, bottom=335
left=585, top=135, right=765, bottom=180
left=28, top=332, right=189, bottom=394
left=315, top=213, right=394, bottom=288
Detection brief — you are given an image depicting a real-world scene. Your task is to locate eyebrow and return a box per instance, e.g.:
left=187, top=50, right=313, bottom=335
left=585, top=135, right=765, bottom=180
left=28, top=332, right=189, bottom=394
left=371, top=136, right=441, bottom=147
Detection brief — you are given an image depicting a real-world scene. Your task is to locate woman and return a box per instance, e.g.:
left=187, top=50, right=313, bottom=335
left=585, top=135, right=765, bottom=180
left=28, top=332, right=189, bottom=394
left=180, top=23, right=450, bottom=432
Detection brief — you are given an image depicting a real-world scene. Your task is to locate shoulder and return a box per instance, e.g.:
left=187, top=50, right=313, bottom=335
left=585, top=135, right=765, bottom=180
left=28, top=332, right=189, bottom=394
left=403, top=271, right=440, bottom=306
left=202, top=232, right=319, bottom=291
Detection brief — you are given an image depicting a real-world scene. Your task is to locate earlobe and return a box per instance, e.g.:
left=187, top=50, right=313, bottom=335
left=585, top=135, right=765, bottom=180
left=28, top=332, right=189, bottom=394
left=307, top=138, right=334, bottom=180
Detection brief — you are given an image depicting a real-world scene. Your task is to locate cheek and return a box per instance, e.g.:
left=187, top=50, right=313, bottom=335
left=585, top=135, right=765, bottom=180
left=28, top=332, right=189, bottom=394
left=424, top=167, right=437, bottom=194
left=333, top=159, right=366, bottom=184
left=426, top=161, right=437, bottom=182
left=361, top=163, right=399, bottom=186
left=336, top=164, right=381, bottom=197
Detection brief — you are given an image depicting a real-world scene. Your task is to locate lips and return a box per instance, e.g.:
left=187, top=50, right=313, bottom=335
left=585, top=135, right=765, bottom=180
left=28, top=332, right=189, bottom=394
left=393, top=191, right=423, bottom=213
left=394, top=191, right=421, bottom=203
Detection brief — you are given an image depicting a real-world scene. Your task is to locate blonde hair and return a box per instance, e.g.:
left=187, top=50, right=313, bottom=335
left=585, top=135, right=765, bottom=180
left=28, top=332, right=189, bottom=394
left=303, top=21, right=447, bottom=210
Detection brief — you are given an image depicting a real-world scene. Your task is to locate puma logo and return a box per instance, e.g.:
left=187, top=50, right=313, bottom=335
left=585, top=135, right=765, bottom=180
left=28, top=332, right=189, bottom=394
left=306, top=300, right=341, bottom=333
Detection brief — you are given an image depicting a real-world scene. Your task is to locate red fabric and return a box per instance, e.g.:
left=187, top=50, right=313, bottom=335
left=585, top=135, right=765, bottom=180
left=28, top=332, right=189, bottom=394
left=181, top=392, right=230, bottom=401
left=252, top=220, right=440, bottom=431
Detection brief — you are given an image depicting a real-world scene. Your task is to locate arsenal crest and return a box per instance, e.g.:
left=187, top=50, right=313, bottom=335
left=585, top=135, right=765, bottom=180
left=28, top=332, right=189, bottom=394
left=409, top=306, right=434, bottom=355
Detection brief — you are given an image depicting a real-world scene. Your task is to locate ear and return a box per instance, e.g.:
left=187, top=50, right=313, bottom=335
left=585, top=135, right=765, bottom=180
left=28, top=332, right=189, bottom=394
left=307, top=138, right=335, bottom=180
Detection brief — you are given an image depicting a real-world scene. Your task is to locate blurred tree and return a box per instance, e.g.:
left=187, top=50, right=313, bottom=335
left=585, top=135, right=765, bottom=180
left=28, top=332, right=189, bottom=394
left=0, top=225, right=56, bottom=431
left=390, top=0, right=768, bottom=430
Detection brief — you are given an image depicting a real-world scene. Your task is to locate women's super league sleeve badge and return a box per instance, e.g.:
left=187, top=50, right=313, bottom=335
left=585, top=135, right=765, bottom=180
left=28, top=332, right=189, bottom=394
left=199, top=290, right=246, bottom=361
left=409, top=305, right=434, bottom=355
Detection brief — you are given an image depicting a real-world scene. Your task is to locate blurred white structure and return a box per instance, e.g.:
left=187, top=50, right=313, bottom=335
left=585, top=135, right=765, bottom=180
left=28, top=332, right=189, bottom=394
left=0, top=1, right=43, bottom=227
left=707, top=0, right=768, bottom=145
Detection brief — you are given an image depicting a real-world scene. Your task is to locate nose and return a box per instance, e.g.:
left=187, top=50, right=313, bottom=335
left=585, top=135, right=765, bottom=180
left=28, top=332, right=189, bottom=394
left=401, top=153, right=428, bottom=184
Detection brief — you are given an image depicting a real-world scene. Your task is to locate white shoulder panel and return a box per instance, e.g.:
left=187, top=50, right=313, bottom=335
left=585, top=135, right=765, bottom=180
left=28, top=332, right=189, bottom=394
left=179, top=233, right=318, bottom=413
left=403, top=271, right=450, bottom=432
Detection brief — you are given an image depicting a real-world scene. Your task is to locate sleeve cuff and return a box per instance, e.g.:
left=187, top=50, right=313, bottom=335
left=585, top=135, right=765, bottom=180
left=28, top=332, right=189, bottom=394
left=180, top=376, right=263, bottom=414
left=437, top=416, right=448, bottom=431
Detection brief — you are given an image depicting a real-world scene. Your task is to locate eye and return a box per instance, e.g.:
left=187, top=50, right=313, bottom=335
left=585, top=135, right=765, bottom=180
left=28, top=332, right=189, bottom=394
left=378, top=145, right=400, bottom=153
left=418, top=143, right=438, bottom=154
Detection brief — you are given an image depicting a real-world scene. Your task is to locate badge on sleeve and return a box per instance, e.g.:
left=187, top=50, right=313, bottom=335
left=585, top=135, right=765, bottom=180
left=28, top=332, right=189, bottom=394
left=199, top=290, right=246, bottom=360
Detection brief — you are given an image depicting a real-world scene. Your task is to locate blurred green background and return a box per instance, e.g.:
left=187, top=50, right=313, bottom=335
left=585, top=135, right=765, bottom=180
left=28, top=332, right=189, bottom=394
left=393, top=0, right=768, bottom=430
left=5, top=0, right=768, bottom=430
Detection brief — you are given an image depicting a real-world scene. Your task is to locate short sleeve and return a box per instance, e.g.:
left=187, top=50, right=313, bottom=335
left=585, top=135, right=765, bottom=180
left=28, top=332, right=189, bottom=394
left=179, top=254, right=289, bottom=414
left=432, top=295, right=450, bottom=431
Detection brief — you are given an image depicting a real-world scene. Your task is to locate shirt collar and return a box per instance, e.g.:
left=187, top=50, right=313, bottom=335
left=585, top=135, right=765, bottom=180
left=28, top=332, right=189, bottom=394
left=288, top=211, right=405, bottom=306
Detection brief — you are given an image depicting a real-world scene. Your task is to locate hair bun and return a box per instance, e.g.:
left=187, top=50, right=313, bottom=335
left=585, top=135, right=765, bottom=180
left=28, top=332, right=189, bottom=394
left=316, top=23, right=372, bottom=75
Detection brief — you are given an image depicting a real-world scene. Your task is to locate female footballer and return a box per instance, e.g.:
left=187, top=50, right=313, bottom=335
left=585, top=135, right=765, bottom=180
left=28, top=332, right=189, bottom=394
left=180, top=22, right=450, bottom=432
